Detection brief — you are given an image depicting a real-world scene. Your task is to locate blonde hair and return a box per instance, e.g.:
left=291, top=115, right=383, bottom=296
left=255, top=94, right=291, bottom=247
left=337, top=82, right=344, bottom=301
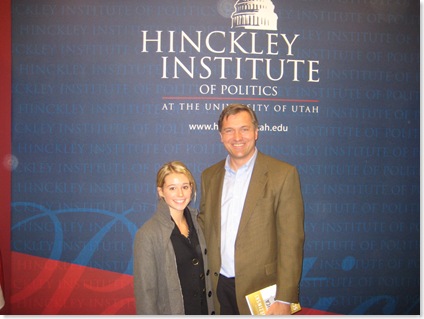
left=156, top=161, right=196, bottom=200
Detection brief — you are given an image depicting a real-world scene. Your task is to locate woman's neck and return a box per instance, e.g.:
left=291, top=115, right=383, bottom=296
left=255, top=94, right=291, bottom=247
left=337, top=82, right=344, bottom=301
left=171, top=209, right=189, bottom=237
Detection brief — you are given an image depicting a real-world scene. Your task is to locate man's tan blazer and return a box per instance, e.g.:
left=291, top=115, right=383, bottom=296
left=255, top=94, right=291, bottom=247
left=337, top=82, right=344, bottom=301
left=199, top=151, right=305, bottom=315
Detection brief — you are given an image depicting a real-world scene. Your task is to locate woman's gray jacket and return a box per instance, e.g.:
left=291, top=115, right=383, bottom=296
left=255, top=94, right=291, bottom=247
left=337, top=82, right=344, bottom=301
left=133, top=199, right=214, bottom=315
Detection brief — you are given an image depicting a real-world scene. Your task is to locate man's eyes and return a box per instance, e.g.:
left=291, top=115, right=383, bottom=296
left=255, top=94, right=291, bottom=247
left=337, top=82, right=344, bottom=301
left=223, top=127, right=250, bottom=134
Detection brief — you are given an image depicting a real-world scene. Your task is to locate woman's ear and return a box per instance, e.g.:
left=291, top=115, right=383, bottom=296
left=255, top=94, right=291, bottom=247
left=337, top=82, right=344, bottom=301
left=157, top=187, right=164, bottom=198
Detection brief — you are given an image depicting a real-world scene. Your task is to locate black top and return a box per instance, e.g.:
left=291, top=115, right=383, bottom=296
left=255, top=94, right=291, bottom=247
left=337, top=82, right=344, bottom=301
left=170, top=208, right=208, bottom=315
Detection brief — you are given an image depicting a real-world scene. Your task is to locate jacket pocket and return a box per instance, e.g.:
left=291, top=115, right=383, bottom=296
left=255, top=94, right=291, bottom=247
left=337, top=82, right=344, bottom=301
left=265, top=261, right=277, bottom=276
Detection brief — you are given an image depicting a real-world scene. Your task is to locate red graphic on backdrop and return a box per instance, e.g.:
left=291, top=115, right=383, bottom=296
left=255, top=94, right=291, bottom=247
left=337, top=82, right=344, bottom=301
left=11, top=252, right=135, bottom=315
left=10, top=252, right=338, bottom=315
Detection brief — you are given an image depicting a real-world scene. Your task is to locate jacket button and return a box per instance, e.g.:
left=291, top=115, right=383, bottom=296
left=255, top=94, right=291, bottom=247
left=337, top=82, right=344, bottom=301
left=204, top=248, right=207, bottom=254
left=214, top=272, right=218, bottom=276
left=206, top=269, right=210, bottom=275
left=208, top=291, right=212, bottom=297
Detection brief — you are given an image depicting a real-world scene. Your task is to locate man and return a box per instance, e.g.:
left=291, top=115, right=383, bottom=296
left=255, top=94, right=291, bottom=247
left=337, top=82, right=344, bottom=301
left=199, top=104, right=305, bottom=315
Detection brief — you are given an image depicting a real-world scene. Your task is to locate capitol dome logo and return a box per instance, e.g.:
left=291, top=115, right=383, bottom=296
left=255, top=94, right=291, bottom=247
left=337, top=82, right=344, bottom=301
left=231, top=0, right=278, bottom=31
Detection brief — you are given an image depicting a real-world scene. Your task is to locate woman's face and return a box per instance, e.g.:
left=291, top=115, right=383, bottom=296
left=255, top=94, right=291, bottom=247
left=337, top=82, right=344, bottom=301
left=157, top=173, right=192, bottom=214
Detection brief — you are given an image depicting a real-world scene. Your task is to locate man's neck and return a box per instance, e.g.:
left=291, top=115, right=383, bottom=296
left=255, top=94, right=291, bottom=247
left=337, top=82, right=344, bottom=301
left=228, top=149, right=257, bottom=172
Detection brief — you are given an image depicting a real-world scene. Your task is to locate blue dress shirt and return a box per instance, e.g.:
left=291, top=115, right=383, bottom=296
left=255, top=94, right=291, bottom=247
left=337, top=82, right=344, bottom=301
left=220, top=148, right=258, bottom=277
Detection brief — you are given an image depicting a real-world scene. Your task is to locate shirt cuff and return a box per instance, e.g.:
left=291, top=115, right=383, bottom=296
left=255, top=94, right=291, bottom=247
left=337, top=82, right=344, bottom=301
left=275, top=300, right=290, bottom=305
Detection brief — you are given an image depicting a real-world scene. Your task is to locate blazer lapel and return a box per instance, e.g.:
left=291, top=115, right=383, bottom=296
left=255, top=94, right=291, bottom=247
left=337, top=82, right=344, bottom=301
left=237, top=153, right=268, bottom=236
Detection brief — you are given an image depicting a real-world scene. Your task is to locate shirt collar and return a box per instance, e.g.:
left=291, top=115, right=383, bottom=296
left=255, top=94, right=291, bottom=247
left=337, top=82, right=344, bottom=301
left=225, top=147, right=258, bottom=174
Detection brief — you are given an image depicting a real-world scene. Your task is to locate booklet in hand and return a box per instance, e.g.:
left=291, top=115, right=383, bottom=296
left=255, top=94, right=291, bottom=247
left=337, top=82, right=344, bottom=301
left=245, top=284, right=301, bottom=315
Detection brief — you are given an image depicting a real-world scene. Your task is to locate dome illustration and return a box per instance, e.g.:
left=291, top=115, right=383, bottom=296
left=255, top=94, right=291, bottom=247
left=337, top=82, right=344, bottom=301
left=231, top=0, right=278, bottom=30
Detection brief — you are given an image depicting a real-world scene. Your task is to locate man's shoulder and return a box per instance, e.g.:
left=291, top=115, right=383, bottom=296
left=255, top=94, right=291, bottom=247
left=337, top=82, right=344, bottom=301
left=202, top=159, right=225, bottom=176
left=257, top=151, right=296, bottom=171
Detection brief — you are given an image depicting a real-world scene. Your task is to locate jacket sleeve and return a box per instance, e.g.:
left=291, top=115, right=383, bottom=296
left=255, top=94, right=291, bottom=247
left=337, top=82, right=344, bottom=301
left=275, top=165, right=305, bottom=303
left=133, top=226, right=159, bottom=314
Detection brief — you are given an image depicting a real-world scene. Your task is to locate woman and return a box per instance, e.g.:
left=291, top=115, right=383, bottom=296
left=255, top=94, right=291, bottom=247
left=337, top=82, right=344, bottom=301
left=133, top=161, right=214, bottom=315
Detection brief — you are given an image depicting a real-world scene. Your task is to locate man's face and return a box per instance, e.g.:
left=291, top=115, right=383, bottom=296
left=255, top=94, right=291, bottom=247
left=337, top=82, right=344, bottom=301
left=220, top=111, right=258, bottom=168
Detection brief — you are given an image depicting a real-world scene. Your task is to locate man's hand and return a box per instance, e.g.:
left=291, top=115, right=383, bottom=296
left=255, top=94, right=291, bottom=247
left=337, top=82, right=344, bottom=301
left=266, top=301, right=291, bottom=315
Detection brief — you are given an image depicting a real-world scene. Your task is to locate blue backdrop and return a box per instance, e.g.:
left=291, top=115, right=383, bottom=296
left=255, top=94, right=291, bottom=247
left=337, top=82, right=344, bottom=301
left=11, top=0, right=419, bottom=314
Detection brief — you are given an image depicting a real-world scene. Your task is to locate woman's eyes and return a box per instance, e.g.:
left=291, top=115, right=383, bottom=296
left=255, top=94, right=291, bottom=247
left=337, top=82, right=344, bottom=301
left=167, top=185, right=190, bottom=191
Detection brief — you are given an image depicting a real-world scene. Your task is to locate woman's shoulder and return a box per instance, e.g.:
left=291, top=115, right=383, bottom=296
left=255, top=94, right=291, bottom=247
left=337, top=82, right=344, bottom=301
left=135, top=212, right=167, bottom=240
left=135, top=217, right=155, bottom=239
